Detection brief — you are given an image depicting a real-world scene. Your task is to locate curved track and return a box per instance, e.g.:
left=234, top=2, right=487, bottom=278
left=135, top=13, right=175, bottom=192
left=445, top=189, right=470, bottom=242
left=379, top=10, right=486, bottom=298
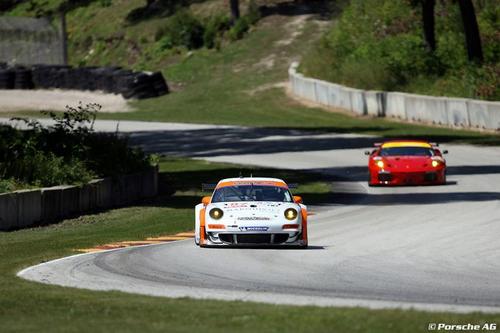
left=17, top=120, right=500, bottom=313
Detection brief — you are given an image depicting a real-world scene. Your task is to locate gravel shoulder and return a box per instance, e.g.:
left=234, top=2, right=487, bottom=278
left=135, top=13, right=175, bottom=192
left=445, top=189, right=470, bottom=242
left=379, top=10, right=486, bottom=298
left=0, top=89, right=131, bottom=113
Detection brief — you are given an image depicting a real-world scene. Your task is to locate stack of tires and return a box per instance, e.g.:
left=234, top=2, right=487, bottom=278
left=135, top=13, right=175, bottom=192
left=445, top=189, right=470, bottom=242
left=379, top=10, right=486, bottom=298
left=115, top=71, right=169, bottom=99
left=13, top=67, right=34, bottom=89
left=0, top=64, right=169, bottom=99
left=0, top=65, right=15, bottom=89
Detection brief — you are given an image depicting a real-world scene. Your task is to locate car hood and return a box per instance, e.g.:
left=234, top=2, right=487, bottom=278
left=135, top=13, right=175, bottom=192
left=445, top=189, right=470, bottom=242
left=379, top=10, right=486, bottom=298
left=382, top=156, right=444, bottom=171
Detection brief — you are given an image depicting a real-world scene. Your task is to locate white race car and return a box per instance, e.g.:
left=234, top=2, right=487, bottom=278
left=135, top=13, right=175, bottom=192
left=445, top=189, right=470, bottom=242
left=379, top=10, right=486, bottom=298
left=195, top=177, right=308, bottom=248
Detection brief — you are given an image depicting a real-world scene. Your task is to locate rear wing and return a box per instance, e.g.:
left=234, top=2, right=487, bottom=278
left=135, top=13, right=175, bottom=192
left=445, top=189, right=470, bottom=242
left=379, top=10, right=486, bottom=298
left=374, top=142, right=439, bottom=147
left=202, top=182, right=298, bottom=191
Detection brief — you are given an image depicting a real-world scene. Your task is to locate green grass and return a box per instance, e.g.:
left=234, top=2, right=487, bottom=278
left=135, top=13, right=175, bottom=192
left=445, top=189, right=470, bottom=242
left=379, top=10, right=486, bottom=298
left=2, top=156, right=499, bottom=332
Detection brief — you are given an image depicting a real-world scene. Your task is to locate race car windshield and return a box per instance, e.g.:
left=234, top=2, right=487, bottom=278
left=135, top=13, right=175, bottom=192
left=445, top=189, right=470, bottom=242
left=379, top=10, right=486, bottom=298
left=380, top=147, right=435, bottom=157
left=211, top=185, right=293, bottom=203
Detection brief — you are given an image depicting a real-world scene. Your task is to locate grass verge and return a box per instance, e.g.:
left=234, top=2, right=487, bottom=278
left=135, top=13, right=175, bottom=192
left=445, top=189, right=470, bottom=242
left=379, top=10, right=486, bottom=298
left=2, top=157, right=499, bottom=332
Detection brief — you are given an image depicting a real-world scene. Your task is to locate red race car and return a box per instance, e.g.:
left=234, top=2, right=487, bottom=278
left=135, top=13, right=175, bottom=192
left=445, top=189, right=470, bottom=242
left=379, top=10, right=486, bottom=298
left=366, top=140, right=448, bottom=186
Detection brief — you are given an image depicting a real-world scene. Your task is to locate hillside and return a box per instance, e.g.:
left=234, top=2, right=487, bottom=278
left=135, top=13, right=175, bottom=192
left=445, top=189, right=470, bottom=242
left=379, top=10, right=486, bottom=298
left=3, top=0, right=327, bottom=70
left=301, top=0, right=499, bottom=101
left=2, top=0, right=500, bottom=144
left=4, top=0, right=348, bottom=126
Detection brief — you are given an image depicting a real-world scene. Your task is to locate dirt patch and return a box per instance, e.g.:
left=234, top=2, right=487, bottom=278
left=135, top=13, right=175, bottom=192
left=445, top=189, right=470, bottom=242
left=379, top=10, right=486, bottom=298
left=254, top=54, right=276, bottom=70
left=275, top=15, right=311, bottom=46
left=246, top=81, right=288, bottom=96
left=0, top=89, right=132, bottom=113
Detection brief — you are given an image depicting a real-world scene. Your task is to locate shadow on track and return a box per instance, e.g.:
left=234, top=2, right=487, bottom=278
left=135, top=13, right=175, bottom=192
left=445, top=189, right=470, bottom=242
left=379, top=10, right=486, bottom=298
left=204, top=245, right=325, bottom=250
left=128, top=127, right=380, bottom=157
left=128, top=127, right=500, bottom=158
left=330, top=191, right=500, bottom=205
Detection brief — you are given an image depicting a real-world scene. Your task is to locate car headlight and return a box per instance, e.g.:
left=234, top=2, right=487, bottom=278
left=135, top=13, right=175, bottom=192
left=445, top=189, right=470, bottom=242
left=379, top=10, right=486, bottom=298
left=209, top=208, right=224, bottom=220
left=376, top=160, right=384, bottom=168
left=431, top=160, right=440, bottom=167
left=284, top=208, right=298, bottom=220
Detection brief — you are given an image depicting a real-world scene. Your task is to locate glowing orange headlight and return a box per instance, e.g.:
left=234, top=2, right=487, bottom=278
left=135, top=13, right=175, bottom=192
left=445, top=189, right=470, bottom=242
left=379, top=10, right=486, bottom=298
left=209, top=208, right=224, bottom=219
left=284, top=208, right=298, bottom=220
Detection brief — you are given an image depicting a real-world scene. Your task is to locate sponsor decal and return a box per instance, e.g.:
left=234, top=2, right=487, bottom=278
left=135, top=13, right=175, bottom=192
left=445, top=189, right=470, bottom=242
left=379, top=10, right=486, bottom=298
left=239, top=226, right=269, bottom=232
left=225, top=203, right=249, bottom=208
left=237, top=217, right=271, bottom=221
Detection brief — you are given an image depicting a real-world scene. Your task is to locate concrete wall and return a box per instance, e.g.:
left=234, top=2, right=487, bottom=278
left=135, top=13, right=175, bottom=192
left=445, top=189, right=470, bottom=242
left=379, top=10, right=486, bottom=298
left=0, top=167, right=159, bottom=231
left=0, top=16, right=64, bottom=65
left=289, top=62, right=500, bottom=131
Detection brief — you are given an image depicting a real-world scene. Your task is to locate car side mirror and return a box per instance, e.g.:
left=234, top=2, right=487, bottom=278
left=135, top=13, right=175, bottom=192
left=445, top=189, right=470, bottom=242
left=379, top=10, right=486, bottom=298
left=442, top=150, right=448, bottom=154
left=201, top=196, right=211, bottom=205
left=293, top=196, right=303, bottom=204
left=364, top=151, right=371, bottom=155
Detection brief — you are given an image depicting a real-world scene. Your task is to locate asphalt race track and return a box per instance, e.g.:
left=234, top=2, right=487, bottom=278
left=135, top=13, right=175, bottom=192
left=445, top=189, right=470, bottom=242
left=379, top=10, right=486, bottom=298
left=14, top=120, right=500, bottom=313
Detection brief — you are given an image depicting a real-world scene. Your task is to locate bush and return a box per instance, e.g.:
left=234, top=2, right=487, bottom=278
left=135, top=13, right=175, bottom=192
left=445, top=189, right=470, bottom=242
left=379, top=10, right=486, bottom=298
left=155, top=10, right=205, bottom=50
left=203, top=14, right=230, bottom=49
left=154, top=6, right=261, bottom=51
left=9, top=151, right=95, bottom=187
left=0, top=179, right=19, bottom=194
left=228, top=17, right=250, bottom=41
left=0, top=103, right=152, bottom=190
left=246, top=0, right=261, bottom=25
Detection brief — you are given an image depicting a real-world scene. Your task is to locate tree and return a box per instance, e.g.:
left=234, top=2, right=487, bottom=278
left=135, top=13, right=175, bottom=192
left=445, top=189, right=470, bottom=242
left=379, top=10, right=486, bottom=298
left=229, top=0, right=240, bottom=23
left=421, top=0, right=436, bottom=51
left=408, top=0, right=436, bottom=52
left=457, top=0, right=483, bottom=63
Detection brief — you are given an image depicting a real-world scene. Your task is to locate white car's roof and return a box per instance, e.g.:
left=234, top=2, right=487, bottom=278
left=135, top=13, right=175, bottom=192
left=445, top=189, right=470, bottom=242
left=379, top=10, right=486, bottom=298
left=217, top=177, right=286, bottom=184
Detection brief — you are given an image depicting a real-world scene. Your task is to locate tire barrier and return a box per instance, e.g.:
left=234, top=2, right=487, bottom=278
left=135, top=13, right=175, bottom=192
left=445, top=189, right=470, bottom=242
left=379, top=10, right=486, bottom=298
left=289, top=62, right=500, bottom=131
left=0, top=68, right=15, bottom=89
left=0, top=167, right=159, bottom=231
left=1, top=64, right=169, bottom=99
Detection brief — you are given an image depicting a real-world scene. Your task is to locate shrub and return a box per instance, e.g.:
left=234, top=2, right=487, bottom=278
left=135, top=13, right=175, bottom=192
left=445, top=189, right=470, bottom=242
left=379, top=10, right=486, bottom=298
left=155, top=10, right=205, bottom=50
left=246, top=0, right=261, bottom=25
left=0, top=103, right=152, bottom=191
left=203, top=14, right=230, bottom=49
left=10, top=151, right=95, bottom=187
left=0, top=179, right=19, bottom=194
left=228, top=17, right=250, bottom=41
